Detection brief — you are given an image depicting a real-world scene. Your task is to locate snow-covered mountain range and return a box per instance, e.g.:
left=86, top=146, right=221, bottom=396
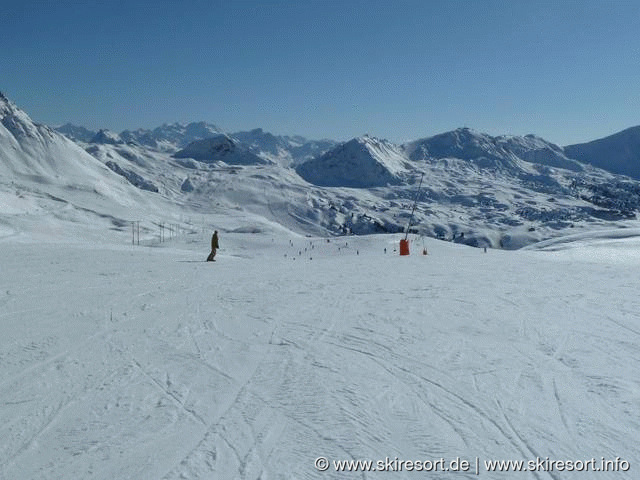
left=2, top=92, right=640, bottom=248
left=57, top=121, right=337, bottom=165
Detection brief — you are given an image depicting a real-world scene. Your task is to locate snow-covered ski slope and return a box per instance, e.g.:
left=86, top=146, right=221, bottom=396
left=1, top=229, right=638, bottom=479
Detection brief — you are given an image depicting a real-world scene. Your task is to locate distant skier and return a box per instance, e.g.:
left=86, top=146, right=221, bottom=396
left=207, top=230, right=219, bottom=261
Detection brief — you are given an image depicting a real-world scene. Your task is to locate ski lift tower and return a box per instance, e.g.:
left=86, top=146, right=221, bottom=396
left=400, top=173, right=424, bottom=256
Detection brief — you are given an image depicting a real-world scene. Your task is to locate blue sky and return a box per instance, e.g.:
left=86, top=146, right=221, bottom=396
left=3, top=0, right=639, bottom=145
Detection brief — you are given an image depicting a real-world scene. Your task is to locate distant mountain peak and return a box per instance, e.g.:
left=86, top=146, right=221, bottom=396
left=404, top=128, right=583, bottom=172
left=405, top=128, right=509, bottom=166
left=0, top=93, right=47, bottom=141
left=0, top=91, right=15, bottom=114
left=296, top=136, right=409, bottom=187
left=56, top=123, right=97, bottom=143
left=0, top=94, right=8, bottom=110
left=172, top=134, right=269, bottom=165
left=91, top=129, right=123, bottom=145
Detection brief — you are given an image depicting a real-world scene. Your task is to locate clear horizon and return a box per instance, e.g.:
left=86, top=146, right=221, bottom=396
left=3, top=0, right=640, bottom=146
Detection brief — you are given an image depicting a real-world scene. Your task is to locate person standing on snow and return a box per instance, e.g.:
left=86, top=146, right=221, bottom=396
left=207, top=230, right=219, bottom=261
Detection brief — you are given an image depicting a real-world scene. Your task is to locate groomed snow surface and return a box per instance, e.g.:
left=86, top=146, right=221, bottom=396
left=1, top=230, right=639, bottom=479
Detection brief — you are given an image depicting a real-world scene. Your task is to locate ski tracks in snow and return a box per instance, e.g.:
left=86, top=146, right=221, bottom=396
left=1, top=240, right=639, bottom=479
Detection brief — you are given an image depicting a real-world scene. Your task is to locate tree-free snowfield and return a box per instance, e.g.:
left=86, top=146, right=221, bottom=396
left=1, top=230, right=638, bottom=479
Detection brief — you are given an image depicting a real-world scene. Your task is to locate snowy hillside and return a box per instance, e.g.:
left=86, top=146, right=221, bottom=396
left=0, top=95, right=123, bottom=194
left=0, top=231, right=638, bottom=479
left=0, top=93, right=183, bottom=241
left=565, top=126, right=640, bottom=179
left=296, top=136, right=410, bottom=187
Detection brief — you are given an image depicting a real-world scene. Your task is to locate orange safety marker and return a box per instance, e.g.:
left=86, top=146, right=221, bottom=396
left=400, top=239, right=410, bottom=256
